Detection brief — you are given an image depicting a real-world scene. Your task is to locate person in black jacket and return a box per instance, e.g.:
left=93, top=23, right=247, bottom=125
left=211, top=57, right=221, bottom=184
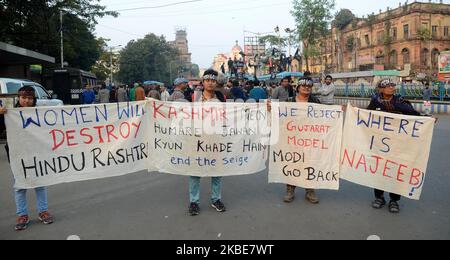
left=367, top=79, right=421, bottom=213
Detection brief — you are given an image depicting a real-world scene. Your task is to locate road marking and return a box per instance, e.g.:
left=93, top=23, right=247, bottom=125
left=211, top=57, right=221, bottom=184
left=367, top=235, right=381, bottom=240
left=67, top=235, right=81, bottom=240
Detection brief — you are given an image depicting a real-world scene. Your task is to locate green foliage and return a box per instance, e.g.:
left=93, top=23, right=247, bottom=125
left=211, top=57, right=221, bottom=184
left=291, top=0, right=335, bottom=46
left=346, top=36, right=355, bottom=51
left=291, top=0, right=335, bottom=69
left=117, top=34, right=181, bottom=85
left=417, top=27, right=432, bottom=41
left=383, top=21, right=393, bottom=46
left=366, top=13, right=376, bottom=28
left=190, top=64, right=200, bottom=78
left=0, top=0, right=117, bottom=70
left=259, top=35, right=287, bottom=48
left=91, top=38, right=120, bottom=82
left=333, top=9, right=355, bottom=30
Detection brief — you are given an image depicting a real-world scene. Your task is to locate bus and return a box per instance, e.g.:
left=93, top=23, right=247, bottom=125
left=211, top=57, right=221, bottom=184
left=43, top=67, right=97, bottom=105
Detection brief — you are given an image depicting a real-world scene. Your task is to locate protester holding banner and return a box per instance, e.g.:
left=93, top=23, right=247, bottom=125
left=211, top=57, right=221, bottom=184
left=0, top=86, right=54, bottom=231
left=367, top=79, right=422, bottom=213
left=189, top=69, right=227, bottom=216
left=284, top=77, right=321, bottom=204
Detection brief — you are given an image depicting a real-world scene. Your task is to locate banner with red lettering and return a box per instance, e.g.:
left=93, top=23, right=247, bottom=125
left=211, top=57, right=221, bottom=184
left=147, top=100, right=270, bottom=176
left=5, top=102, right=150, bottom=189
left=268, top=102, right=344, bottom=190
left=340, top=105, right=435, bottom=200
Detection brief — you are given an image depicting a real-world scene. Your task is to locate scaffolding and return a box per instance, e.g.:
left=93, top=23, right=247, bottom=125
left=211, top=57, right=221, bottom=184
left=244, top=35, right=266, bottom=76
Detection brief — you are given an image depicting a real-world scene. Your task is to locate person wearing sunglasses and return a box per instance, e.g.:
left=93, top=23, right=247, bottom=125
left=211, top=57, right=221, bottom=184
left=283, top=77, right=321, bottom=204
left=367, top=79, right=421, bottom=213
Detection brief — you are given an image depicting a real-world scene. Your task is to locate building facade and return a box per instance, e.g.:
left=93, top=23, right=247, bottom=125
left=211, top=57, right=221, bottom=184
left=304, top=2, right=450, bottom=80
left=212, top=41, right=244, bottom=73
left=170, top=29, right=194, bottom=79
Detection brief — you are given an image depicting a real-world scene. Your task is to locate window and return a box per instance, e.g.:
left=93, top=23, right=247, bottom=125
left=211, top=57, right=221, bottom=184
left=36, top=86, right=50, bottom=99
left=432, top=26, right=438, bottom=37
left=445, top=27, right=449, bottom=38
left=389, top=50, right=398, bottom=67
left=6, top=82, right=22, bottom=94
left=364, top=34, right=370, bottom=46
left=403, top=24, right=409, bottom=39
left=392, top=27, right=397, bottom=40
left=402, top=48, right=410, bottom=64
left=421, top=48, right=429, bottom=66
left=377, top=31, right=383, bottom=44
left=24, top=83, right=48, bottom=99
left=376, top=53, right=384, bottom=64
left=432, top=49, right=440, bottom=69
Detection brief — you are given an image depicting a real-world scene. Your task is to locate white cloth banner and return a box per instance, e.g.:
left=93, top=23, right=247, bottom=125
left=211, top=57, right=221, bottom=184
left=340, top=105, right=435, bottom=200
left=6, top=102, right=150, bottom=189
left=269, top=102, right=344, bottom=190
left=147, top=100, right=270, bottom=176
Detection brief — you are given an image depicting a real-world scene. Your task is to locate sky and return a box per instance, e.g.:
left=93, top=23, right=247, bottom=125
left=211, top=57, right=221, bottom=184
left=95, top=0, right=449, bottom=68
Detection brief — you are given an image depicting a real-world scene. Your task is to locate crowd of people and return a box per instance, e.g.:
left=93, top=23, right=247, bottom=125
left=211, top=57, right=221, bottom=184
left=78, top=71, right=336, bottom=106
left=0, top=68, right=437, bottom=231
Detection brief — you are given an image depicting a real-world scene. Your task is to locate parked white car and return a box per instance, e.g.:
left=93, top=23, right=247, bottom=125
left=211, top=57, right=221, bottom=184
left=0, top=78, right=64, bottom=106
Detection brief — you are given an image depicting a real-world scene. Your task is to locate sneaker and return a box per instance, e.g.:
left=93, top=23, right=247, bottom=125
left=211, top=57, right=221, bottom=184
left=38, top=211, right=54, bottom=225
left=15, top=215, right=30, bottom=231
left=211, top=200, right=226, bottom=212
left=388, top=201, right=400, bottom=214
left=188, top=203, right=200, bottom=216
left=372, top=198, right=386, bottom=209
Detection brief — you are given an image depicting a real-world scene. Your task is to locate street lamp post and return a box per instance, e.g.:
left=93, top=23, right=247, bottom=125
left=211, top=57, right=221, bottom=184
left=109, top=45, right=122, bottom=87
left=274, top=26, right=281, bottom=55
left=60, top=10, right=64, bottom=68
left=285, top=28, right=293, bottom=57
left=285, top=28, right=297, bottom=72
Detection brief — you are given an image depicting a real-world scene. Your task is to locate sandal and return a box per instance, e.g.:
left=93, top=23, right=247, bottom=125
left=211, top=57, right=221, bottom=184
left=372, top=198, right=386, bottom=209
left=389, top=201, right=400, bottom=213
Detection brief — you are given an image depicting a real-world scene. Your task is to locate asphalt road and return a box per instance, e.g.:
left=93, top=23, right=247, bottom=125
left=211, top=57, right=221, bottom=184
left=0, top=116, right=449, bottom=240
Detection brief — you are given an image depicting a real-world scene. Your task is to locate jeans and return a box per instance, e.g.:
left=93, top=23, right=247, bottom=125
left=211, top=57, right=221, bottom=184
left=189, top=176, right=222, bottom=204
left=15, top=187, right=48, bottom=216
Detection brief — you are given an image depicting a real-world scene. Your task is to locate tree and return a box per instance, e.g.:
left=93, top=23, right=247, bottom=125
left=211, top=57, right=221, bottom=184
left=91, top=38, right=121, bottom=82
left=259, top=35, right=287, bottom=49
left=291, top=0, right=335, bottom=71
left=333, top=9, right=356, bottom=72
left=365, top=13, right=377, bottom=69
left=382, top=21, right=394, bottom=69
left=333, top=9, right=355, bottom=30
left=0, top=0, right=117, bottom=70
left=117, top=34, right=181, bottom=85
left=62, top=13, right=104, bottom=70
left=190, top=64, right=200, bottom=78
left=417, top=26, right=432, bottom=73
left=417, top=27, right=432, bottom=42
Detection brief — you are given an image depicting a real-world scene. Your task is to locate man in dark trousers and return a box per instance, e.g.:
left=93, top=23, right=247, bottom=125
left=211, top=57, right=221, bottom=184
left=227, top=58, right=234, bottom=76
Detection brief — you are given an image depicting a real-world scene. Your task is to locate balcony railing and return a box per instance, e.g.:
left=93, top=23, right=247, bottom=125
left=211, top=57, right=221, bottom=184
left=330, top=82, right=450, bottom=101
